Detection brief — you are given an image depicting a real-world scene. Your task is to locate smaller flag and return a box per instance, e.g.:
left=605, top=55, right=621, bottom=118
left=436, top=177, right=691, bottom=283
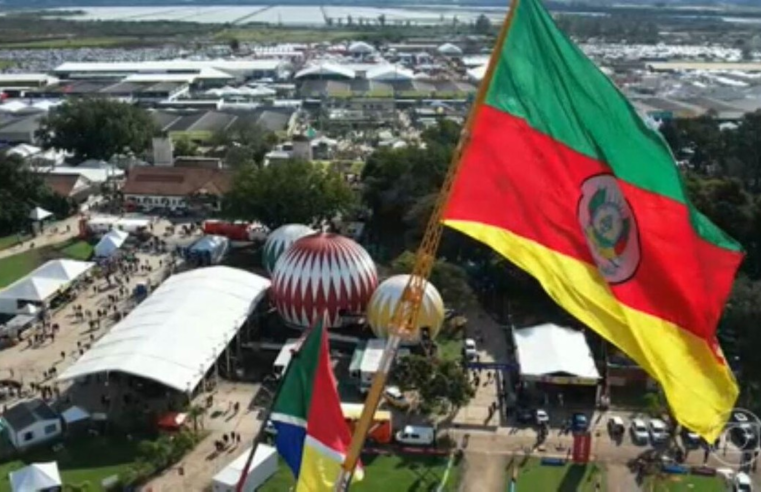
left=271, top=319, right=362, bottom=491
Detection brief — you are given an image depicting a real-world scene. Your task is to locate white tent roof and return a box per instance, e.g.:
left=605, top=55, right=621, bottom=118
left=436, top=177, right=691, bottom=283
left=348, top=41, right=375, bottom=54
left=28, top=207, right=52, bottom=221
left=58, top=267, right=271, bottom=392
left=7, top=144, right=41, bottom=158
left=213, top=444, right=277, bottom=488
left=10, top=462, right=61, bottom=492
left=0, top=100, right=28, bottom=113
left=189, top=235, right=228, bottom=253
left=513, top=324, right=600, bottom=379
left=366, top=65, right=415, bottom=81
left=467, top=64, right=487, bottom=82
left=61, top=405, right=90, bottom=424
left=94, top=229, right=129, bottom=257
left=437, top=43, right=463, bottom=55
left=0, top=259, right=94, bottom=303
left=294, top=63, right=355, bottom=80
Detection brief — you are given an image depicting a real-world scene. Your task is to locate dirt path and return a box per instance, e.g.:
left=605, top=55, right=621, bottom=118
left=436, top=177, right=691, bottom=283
left=460, top=451, right=507, bottom=492
left=606, top=464, right=642, bottom=492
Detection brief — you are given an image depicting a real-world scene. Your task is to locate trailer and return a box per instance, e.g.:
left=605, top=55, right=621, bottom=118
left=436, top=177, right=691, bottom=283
left=341, top=403, right=392, bottom=445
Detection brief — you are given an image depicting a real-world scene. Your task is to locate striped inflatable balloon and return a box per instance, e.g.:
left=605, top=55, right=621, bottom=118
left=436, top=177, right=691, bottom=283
left=367, top=274, right=445, bottom=342
left=262, top=224, right=315, bottom=274
left=271, top=232, right=378, bottom=328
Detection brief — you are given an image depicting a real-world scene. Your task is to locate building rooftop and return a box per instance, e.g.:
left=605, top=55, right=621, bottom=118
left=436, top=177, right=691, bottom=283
left=2, top=398, right=58, bottom=430
left=122, top=166, right=232, bottom=197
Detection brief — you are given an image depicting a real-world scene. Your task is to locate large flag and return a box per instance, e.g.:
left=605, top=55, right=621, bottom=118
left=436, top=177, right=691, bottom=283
left=270, top=320, right=362, bottom=491
left=443, top=0, right=743, bottom=440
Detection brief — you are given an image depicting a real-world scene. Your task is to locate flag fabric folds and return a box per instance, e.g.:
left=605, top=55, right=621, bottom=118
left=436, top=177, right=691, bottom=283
left=443, top=0, right=743, bottom=440
left=271, top=320, right=362, bottom=491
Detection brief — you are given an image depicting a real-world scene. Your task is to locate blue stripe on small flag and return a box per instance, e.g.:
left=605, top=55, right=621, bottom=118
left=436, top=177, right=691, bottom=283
left=274, top=421, right=307, bottom=478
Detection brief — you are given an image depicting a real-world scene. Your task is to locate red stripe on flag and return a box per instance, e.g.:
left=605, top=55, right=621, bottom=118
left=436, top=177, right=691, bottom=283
left=445, top=104, right=743, bottom=339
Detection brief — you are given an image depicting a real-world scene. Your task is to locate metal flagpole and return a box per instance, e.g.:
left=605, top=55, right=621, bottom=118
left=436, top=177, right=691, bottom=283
left=234, top=328, right=312, bottom=492
left=335, top=1, right=523, bottom=489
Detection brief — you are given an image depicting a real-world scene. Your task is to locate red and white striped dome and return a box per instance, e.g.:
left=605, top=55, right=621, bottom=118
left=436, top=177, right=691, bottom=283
left=271, top=233, right=378, bottom=329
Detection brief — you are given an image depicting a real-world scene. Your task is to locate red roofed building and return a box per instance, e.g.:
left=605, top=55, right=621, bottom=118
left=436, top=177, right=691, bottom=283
left=122, top=167, right=232, bottom=212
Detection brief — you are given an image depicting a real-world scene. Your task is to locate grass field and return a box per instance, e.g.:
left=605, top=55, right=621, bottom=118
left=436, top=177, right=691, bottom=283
left=0, top=60, right=14, bottom=70
left=0, top=36, right=141, bottom=49
left=512, top=458, right=604, bottom=492
left=0, top=234, right=29, bottom=252
left=260, top=453, right=461, bottom=491
left=215, top=27, right=362, bottom=43
left=0, top=238, right=93, bottom=288
left=643, top=473, right=726, bottom=491
left=0, top=435, right=141, bottom=492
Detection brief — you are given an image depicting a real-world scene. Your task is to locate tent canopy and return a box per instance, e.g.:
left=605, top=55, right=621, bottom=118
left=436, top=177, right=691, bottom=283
left=512, top=324, right=600, bottom=380
left=58, top=267, right=271, bottom=393
left=10, top=462, right=61, bottom=492
left=28, top=207, right=52, bottom=221
left=94, top=229, right=129, bottom=257
left=213, top=444, right=277, bottom=489
left=61, top=405, right=90, bottom=424
left=0, top=259, right=94, bottom=303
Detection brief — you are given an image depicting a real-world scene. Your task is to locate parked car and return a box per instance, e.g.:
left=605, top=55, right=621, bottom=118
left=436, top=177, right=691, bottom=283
left=535, top=409, right=550, bottom=426
left=630, top=419, right=649, bottom=445
left=464, top=339, right=478, bottom=361
left=571, top=413, right=589, bottom=432
left=608, top=416, right=625, bottom=436
left=516, top=407, right=533, bottom=424
left=649, top=419, right=669, bottom=443
left=395, top=425, right=436, bottom=446
left=383, top=386, right=410, bottom=409
left=734, top=471, right=753, bottom=492
left=681, top=428, right=701, bottom=448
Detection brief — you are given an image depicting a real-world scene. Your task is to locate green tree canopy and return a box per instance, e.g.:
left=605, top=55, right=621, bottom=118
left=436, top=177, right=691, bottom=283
left=210, top=120, right=277, bottom=169
left=223, top=159, right=356, bottom=228
left=0, top=153, right=70, bottom=235
left=474, top=14, right=492, bottom=35
left=37, top=99, right=156, bottom=161
left=392, top=354, right=474, bottom=416
left=391, top=251, right=477, bottom=311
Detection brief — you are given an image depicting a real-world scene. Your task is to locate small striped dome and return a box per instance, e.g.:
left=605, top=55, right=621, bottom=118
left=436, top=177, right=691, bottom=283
left=367, top=274, right=444, bottom=343
left=271, top=233, right=378, bottom=329
left=262, top=224, right=315, bottom=275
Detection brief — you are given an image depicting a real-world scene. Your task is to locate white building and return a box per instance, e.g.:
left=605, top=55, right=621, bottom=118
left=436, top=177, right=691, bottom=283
left=2, top=399, right=62, bottom=449
left=212, top=444, right=277, bottom=492
left=54, top=59, right=289, bottom=81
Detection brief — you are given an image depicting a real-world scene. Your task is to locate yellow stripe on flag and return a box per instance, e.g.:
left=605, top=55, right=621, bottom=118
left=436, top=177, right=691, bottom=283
left=296, top=438, right=363, bottom=492
left=445, top=219, right=738, bottom=441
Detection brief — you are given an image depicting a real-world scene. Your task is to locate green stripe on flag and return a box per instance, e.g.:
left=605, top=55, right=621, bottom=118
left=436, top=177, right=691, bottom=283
left=483, top=0, right=741, bottom=252
left=272, top=322, right=323, bottom=421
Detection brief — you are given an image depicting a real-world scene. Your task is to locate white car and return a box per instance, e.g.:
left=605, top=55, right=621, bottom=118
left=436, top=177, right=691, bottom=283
left=536, top=409, right=550, bottom=426
left=630, top=419, right=649, bottom=444
left=735, top=471, right=753, bottom=492
left=649, top=419, right=669, bottom=443
left=464, top=339, right=477, bottom=360
left=383, top=386, right=409, bottom=408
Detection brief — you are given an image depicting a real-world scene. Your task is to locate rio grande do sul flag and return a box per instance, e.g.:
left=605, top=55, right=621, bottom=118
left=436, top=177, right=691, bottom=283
left=443, top=0, right=743, bottom=440
left=270, top=319, right=362, bottom=491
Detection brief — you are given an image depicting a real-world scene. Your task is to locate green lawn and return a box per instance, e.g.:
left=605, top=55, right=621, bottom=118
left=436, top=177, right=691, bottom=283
left=437, top=335, right=463, bottom=362
left=512, top=458, right=604, bottom=492
left=0, top=234, right=29, bottom=252
left=643, top=473, right=726, bottom=491
left=0, top=239, right=93, bottom=288
left=0, top=60, right=14, bottom=70
left=55, top=239, right=93, bottom=261
left=0, top=36, right=141, bottom=49
left=260, top=453, right=461, bottom=491
left=0, top=435, right=142, bottom=492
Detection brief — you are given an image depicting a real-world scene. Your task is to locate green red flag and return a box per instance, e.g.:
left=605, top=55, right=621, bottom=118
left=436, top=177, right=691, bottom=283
left=443, top=0, right=743, bottom=440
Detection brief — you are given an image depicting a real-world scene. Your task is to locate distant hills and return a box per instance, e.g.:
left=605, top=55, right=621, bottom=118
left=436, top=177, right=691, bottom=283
left=0, top=0, right=759, bottom=11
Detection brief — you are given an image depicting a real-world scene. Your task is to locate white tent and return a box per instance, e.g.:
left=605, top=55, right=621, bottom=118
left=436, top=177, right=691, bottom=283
left=437, top=43, right=463, bottom=56
left=0, top=259, right=95, bottom=314
left=28, top=207, right=52, bottom=221
left=512, top=324, right=600, bottom=384
left=212, top=444, right=277, bottom=492
left=9, top=462, right=61, bottom=492
left=7, top=144, right=41, bottom=159
left=58, top=267, right=271, bottom=392
left=94, top=229, right=129, bottom=258
left=348, top=41, right=375, bottom=55
left=61, top=405, right=90, bottom=424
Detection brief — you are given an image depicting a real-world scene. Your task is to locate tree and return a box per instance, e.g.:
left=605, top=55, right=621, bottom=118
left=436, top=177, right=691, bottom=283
left=391, top=251, right=477, bottom=311
left=210, top=120, right=276, bottom=168
left=37, top=99, right=156, bottom=161
left=0, top=153, right=70, bottom=236
left=172, top=136, right=198, bottom=157
left=229, top=37, right=240, bottom=52
left=642, top=391, right=666, bottom=418
left=474, top=14, right=492, bottom=35
left=224, top=159, right=356, bottom=228
left=392, top=354, right=474, bottom=415
left=377, top=14, right=386, bottom=27
left=186, top=404, right=206, bottom=434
